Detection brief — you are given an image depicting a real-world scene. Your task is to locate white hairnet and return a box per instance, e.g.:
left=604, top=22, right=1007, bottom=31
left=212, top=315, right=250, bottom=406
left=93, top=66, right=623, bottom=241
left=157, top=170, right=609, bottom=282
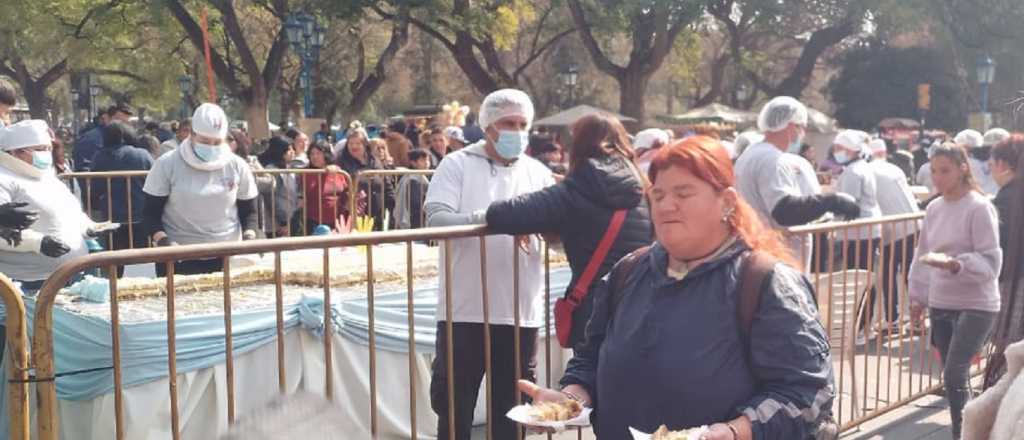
left=633, top=128, right=670, bottom=151
left=833, top=129, right=870, bottom=152
left=869, top=138, right=887, bottom=154
left=927, top=140, right=943, bottom=159
left=954, top=129, right=984, bottom=149
left=757, top=96, right=808, bottom=132
left=983, top=128, right=1010, bottom=146
left=478, top=89, right=535, bottom=131
left=733, top=131, right=764, bottom=155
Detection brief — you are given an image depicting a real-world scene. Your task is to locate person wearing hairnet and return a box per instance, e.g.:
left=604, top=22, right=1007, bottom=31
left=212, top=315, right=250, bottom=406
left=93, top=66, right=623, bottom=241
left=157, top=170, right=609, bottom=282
left=634, top=128, right=671, bottom=174
left=732, top=130, right=764, bottom=159
left=833, top=130, right=883, bottom=342
left=735, top=96, right=860, bottom=267
left=142, top=103, right=259, bottom=277
left=868, top=138, right=921, bottom=333
left=978, top=128, right=1010, bottom=195
left=0, top=120, right=111, bottom=294
left=423, top=89, right=555, bottom=440
left=956, top=129, right=999, bottom=195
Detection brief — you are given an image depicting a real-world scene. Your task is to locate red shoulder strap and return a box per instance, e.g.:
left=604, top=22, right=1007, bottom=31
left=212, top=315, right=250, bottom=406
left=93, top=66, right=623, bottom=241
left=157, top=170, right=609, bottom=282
left=567, top=210, right=628, bottom=304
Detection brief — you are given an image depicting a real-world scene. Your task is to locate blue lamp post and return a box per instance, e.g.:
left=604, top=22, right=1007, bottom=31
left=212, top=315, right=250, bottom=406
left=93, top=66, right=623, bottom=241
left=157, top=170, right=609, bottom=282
left=285, top=12, right=325, bottom=118
left=977, top=54, right=996, bottom=114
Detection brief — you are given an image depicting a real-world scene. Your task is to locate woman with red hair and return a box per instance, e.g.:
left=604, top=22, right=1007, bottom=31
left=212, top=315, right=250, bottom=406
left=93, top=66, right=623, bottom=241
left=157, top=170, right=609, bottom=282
left=518, top=136, right=835, bottom=440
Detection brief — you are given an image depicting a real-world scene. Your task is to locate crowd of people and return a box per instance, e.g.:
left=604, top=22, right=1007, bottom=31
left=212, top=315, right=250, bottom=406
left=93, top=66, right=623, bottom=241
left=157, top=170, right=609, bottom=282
left=1, top=72, right=1023, bottom=439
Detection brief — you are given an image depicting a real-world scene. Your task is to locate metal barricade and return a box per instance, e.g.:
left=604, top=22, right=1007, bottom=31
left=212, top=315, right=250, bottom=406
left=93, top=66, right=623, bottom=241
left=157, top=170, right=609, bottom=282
left=60, top=168, right=354, bottom=246
left=0, top=274, right=29, bottom=440
left=787, top=212, right=988, bottom=431
left=349, top=170, right=434, bottom=231
left=29, top=225, right=569, bottom=440
left=59, top=171, right=149, bottom=250
left=14, top=212, right=994, bottom=439
left=258, top=168, right=354, bottom=237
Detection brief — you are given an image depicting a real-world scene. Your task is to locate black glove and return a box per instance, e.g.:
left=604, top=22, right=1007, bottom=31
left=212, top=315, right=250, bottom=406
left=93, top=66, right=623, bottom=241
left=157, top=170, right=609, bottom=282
left=0, top=202, right=38, bottom=230
left=824, top=193, right=861, bottom=220
left=40, top=235, right=71, bottom=258
left=0, top=228, right=21, bottom=247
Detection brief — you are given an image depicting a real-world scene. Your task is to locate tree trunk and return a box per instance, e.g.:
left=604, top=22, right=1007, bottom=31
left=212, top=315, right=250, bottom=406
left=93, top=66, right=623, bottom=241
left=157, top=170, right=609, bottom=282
left=245, top=85, right=270, bottom=140
left=618, top=70, right=650, bottom=124
left=23, top=82, right=50, bottom=121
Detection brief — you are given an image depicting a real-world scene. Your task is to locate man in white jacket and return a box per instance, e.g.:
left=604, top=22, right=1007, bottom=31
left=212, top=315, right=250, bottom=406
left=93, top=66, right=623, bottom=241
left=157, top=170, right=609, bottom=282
left=423, top=89, right=554, bottom=440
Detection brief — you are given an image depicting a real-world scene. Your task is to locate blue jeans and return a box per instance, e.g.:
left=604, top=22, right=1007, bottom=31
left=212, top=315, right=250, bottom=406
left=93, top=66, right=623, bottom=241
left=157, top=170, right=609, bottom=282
left=930, top=308, right=997, bottom=439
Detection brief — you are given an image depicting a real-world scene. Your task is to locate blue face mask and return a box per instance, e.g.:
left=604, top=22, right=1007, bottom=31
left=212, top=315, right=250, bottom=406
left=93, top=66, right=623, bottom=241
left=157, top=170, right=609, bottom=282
left=494, top=130, right=529, bottom=160
left=786, top=132, right=804, bottom=154
left=31, top=150, right=53, bottom=170
left=193, top=142, right=222, bottom=162
left=833, top=151, right=850, bottom=164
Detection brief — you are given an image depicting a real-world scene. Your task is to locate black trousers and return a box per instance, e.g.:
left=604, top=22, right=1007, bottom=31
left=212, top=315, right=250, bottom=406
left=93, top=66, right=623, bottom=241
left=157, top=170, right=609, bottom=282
left=154, top=258, right=224, bottom=278
left=870, top=234, right=916, bottom=324
left=430, top=322, right=539, bottom=440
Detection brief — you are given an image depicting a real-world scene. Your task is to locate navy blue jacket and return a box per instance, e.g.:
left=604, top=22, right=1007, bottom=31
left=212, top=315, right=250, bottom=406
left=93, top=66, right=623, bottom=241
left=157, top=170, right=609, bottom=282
left=89, top=143, right=153, bottom=223
left=560, top=241, right=834, bottom=439
left=72, top=125, right=104, bottom=172
left=486, top=155, right=652, bottom=347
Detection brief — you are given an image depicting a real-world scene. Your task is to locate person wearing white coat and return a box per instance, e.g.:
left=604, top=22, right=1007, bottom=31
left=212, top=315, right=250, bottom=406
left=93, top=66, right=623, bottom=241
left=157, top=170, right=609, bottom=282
left=833, top=130, right=883, bottom=339
left=956, top=129, right=1000, bottom=195
left=0, top=120, right=107, bottom=293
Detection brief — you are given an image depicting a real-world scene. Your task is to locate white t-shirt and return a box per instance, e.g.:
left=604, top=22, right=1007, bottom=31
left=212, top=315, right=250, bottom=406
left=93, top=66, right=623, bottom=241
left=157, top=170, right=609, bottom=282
left=424, top=143, right=554, bottom=327
left=836, top=159, right=882, bottom=240
left=143, top=148, right=258, bottom=245
left=916, top=162, right=934, bottom=194
left=159, top=138, right=179, bottom=157
left=0, top=166, right=90, bottom=281
left=735, top=142, right=822, bottom=263
left=870, top=160, right=920, bottom=242
left=970, top=157, right=1000, bottom=195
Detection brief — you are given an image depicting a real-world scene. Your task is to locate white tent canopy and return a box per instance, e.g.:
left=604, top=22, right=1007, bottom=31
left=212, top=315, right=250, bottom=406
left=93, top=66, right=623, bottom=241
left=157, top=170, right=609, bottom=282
left=662, top=103, right=757, bottom=125
left=534, top=105, right=637, bottom=127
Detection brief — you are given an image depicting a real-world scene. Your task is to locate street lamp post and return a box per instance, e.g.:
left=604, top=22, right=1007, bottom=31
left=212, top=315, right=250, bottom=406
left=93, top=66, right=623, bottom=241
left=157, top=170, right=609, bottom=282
left=70, top=90, right=79, bottom=134
left=178, top=75, right=192, bottom=120
left=559, top=64, right=579, bottom=108
left=88, top=83, right=101, bottom=121
left=977, top=54, right=996, bottom=130
left=736, top=83, right=750, bottom=108
left=285, top=12, right=325, bottom=119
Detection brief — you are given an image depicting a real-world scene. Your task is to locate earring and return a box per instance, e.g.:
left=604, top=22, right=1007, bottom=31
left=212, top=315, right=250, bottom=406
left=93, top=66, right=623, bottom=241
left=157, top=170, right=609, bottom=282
left=721, top=207, right=735, bottom=224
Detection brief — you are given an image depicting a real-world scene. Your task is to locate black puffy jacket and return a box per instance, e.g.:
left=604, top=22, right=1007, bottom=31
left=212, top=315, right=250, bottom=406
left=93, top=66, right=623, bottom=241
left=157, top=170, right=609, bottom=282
left=486, top=154, right=653, bottom=347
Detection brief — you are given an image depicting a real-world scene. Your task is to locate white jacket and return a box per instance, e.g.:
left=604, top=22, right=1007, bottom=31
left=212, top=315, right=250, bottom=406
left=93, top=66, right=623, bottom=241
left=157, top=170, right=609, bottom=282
left=963, top=340, right=1024, bottom=440
left=0, top=152, right=92, bottom=281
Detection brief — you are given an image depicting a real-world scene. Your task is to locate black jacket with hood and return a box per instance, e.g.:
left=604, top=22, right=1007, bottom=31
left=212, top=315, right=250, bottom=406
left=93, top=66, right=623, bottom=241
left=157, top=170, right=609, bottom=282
left=90, top=123, right=153, bottom=224
left=486, top=154, right=652, bottom=347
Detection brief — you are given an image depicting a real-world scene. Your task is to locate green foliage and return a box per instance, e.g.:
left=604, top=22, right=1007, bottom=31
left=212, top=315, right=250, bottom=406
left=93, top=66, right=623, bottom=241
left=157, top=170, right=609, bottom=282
left=828, top=43, right=968, bottom=130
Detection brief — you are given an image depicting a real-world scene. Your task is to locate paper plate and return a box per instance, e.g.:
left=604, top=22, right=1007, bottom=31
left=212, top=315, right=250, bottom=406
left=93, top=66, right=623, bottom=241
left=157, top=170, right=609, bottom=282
left=505, top=403, right=592, bottom=432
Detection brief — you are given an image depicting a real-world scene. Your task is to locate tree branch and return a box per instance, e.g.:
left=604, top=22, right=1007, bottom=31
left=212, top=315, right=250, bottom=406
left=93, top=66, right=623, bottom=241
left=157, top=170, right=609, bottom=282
left=165, top=0, right=243, bottom=93
left=214, top=1, right=262, bottom=83
left=566, top=0, right=624, bottom=77
left=84, top=68, right=146, bottom=83
left=512, top=27, right=576, bottom=80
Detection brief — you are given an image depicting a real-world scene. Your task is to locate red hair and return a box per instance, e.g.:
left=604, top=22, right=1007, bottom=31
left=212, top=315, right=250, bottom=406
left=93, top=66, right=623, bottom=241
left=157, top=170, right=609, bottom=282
left=648, top=136, right=800, bottom=269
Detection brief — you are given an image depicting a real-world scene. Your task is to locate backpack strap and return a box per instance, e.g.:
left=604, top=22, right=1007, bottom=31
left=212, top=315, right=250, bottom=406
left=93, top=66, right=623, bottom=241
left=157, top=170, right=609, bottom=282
left=736, top=251, right=777, bottom=340
left=608, top=245, right=651, bottom=314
